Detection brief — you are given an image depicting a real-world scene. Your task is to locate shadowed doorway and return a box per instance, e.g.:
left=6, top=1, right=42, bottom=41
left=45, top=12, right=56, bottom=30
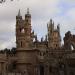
left=40, top=65, right=44, bottom=75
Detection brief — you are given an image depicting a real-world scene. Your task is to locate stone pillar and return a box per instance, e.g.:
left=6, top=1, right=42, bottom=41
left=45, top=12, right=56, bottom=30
left=1, top=62, right=6, bottom=75
left=0, top=63, right=2, bottom=75
left=34, top=65, right=38, bottom=75
left=44, top=65, right=49, bottom=75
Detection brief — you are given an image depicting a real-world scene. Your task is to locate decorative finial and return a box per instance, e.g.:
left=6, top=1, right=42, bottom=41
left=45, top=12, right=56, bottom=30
left=27, top=8, right=29, bottom=14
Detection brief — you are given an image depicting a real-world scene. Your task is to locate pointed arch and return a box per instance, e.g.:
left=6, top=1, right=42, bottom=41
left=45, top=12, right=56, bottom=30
left=70, top=42, right=75, bottom=50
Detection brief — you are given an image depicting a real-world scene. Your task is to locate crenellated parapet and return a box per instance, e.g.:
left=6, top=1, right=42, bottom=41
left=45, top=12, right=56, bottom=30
left=64, top=31, right=75, bottom=50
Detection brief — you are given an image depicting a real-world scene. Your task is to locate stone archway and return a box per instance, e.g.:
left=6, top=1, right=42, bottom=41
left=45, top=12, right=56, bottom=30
left=70, top=42, right=75, bottom=50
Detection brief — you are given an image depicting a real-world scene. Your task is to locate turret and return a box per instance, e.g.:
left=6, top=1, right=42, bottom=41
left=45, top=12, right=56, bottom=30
left=48, top=19, right=54, bottom=34
left=16, top=9, right=22, bottom=26
left=57, top=24, right=61, bottom=41
left=47, top=19, right=61, bottom=49
left=25, top=8, right=31, bottom=36
left=16, top=8, right=32, bottom=49
left=25, top=8, right=31, bottom=25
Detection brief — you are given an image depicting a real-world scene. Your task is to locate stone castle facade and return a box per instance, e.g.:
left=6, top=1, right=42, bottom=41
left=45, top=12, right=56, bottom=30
left=0, top=9, right=75, bottom=75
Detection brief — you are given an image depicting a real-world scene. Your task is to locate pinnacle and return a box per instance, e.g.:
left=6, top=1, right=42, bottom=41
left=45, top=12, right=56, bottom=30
left=18, top=9, right=21, bottom=16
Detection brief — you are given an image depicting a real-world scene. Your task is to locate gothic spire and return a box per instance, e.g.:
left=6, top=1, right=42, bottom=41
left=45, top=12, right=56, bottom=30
left=18, top=9, right=21, bottom=16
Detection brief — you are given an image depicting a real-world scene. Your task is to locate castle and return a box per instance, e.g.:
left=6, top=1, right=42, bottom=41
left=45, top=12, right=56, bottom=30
left=0, top=9, right=75, bottom=75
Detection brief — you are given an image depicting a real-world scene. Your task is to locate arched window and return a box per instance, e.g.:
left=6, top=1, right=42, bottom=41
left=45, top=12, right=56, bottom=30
left=40, top=65, right=44, bottom=75
left=21, top=41, right=22, bottom=47
left=20, top=28, right=25, bottom=33
left=71, top=45, right=74, bottom=50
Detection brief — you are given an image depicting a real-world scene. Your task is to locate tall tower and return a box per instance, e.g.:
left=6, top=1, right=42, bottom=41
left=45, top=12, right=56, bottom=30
left=47, top=19, right=61, bottom=49
left=47, top=19, right=54, bottom=48
left=16, top=8, right=32, bottom=49
left=16, top=9, right=23, bottom=48
left=16, top=9, right=37, bottom=75
left=24, top=8, right=32, bottom=47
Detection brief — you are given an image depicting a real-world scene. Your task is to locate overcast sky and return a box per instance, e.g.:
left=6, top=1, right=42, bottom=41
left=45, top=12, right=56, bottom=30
left=0, top=0, right=75, bottom=49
